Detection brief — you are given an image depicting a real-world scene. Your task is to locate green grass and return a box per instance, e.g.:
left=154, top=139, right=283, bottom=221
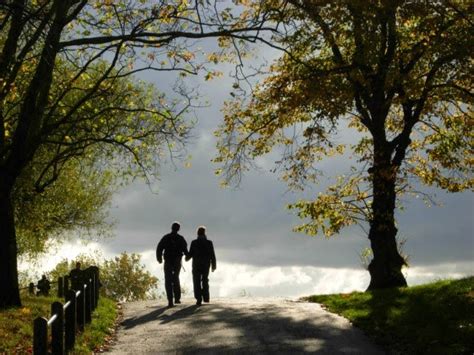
left=0, top=293, right=60, bottom=353
left=305, top=276, right=474, bottom=354
left=0, top=293, right=117, bottom=354
left=73, top=297, right=117, bottom=354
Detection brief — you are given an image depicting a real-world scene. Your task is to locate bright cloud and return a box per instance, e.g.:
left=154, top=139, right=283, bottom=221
left=23, top=243, right=473, bottom=299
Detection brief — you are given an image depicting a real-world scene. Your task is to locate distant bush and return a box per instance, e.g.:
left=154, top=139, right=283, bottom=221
left=49, top=252, right=158, bottom=302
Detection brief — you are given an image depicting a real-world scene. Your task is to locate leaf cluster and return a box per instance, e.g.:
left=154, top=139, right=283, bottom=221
left=13, top=151, right=115, bottom=258
left=215, top=0, right=473, bottom=237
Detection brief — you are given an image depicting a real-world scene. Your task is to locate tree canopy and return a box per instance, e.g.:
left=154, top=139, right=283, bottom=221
left=215, top=0, right=473, bottom=288
left=14, top=152, right=115, bottom=259
left=0, top=0, right=267, bottom=308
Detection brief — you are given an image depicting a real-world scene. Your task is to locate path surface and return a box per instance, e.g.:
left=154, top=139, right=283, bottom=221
left=108, top=298, right=384, bottom=354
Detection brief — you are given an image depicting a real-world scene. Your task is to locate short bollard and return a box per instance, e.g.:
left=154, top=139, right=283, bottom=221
left=88, top=266, right=100, bottom=308
left=33, top=317, right=48, bottom=355
left=77, top=286, right=85, bottom=331
left=90, top=275, right=96, bottom=311
left=63, top=275, right=70, bottom=299
left=58, top=277, right=64, bottom=298
left=85, top=280, right=92, bottom=323
left=31, top=266, right=101, bottom=353
left=51, top=302, right=64, bottom=355
left=65, top=290, right=77, bottom=351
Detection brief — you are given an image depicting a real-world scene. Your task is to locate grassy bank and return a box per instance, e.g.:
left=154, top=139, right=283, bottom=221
left=0, top=294, right=117, bottom=354
left=0, top=294, right=59, bottom=353
left=305, top=277, right=474, bottom=354
left=73, top=296, right=117, bottom=353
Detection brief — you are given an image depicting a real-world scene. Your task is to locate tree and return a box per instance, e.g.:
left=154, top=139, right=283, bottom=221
left=50, top=252, right=158, bottom=301
left=14, top=151, right=115, bottom=259
left=101, top=253, right=158, bottom=301
left=49, top=253, right=99, bottom=281
left=0, top=0, right=267, bottom=308
left=215, top=1, right=473, bottom=289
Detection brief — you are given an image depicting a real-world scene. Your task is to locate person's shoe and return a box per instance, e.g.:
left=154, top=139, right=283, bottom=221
left=167, top=302, right=174, bottom=308
left=175, top=300, right=181, bottom=304
left=196, top=300, right=202, bottom=306
left=203, top=299, right=209, bottom=303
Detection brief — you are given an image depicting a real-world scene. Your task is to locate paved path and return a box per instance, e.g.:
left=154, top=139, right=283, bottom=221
left=108, top=298, right=384, bottom=354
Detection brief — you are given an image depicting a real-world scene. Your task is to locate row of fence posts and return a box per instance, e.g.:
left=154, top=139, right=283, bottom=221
left=33, top=266, right=100, bottom=355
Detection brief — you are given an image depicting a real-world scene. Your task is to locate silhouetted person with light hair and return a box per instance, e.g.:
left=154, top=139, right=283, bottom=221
left=156, top=222, right=188, bottom=307
left=186, top=226, right=216, bottom=306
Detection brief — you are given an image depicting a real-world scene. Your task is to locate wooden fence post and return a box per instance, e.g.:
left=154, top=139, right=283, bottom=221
left=51, top=302, right=64, bottom=355
left=90, top=274, right=96, bottom=311
left=33, top=317, right=48, bottom=355
left=77, top=286, right=85, bottom=331
left=85, top=279, right=92, bottom=323
left=85, top=266, right=100, bottom=310
left=63, top=275, right=69, bottom=298
left=65, top=290, right=76, bottom=352
left=91, top=266, right=100, bottom=307
left=31, top=266, right=101, bottom=353
left=58, top=277, right=64, bottom=298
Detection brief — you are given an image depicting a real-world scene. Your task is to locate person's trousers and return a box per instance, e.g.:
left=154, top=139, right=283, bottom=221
left=192, top=268, right=210, bottom=302
left=164, top=261, right=181, bottom=303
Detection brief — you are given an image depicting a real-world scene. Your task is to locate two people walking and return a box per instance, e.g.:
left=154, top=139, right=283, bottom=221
left=156, top=222, right=216, bottom=307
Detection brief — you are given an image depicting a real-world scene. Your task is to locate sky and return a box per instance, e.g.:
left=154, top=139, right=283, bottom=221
left=23, top=38, right=474, bottom=299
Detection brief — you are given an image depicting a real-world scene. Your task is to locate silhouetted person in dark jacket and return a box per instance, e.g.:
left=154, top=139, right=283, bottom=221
left=69, top=262, right=83, bottom=291
left=36, top=274, right=50, bottom=296
left=186, top=226, right=216, bottom=306
left=156, top=222, right=188, bottom=307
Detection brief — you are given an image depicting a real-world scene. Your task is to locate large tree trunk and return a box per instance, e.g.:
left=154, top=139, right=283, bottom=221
left=0, top=0, right=71, bottom=309
left=367, top=153, right=407, bottom=290
left=0, top=174, right=21, bottom=308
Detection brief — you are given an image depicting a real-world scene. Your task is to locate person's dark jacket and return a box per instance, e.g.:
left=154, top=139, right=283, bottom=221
left=187, top=235, right=216, bottom=271
left=37, top=277, right=50, bottom=295
left=156, top=232, right=188, bottom=263
left=69, top=268, right=83, bottom=289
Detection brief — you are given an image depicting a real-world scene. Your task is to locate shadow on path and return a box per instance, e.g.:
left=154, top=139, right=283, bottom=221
left=158, top=305, right=201, bottom=324
left=121, top=306, right=168, bottom=329
left=113, top=300, right=384, bottom=354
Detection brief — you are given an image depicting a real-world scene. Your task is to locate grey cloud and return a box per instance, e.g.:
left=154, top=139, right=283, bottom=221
left=102, top=44, right=474, bottom=273
left=396, top=191, right=474, bottom=265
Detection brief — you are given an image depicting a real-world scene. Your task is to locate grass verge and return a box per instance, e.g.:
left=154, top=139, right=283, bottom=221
left=0, top=293, right=59, bottom=353
left=73, top=296, right=117, bottom=353
left=0, top=294, right=117, bottom=354
left=304, top=276, right=474, bottom=354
